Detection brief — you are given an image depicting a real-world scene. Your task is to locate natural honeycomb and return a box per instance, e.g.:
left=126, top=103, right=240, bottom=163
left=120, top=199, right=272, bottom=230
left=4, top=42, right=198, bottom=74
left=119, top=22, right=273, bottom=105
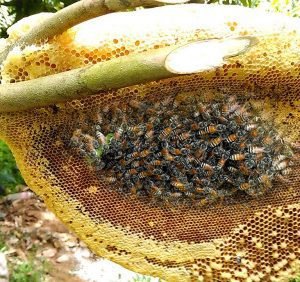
left=0, top=4, right=299, bottom=282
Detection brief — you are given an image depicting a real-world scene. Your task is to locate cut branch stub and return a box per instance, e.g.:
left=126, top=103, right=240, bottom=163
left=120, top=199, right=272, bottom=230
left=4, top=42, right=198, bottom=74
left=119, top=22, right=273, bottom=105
left=165, top=37, right=257, bottom=74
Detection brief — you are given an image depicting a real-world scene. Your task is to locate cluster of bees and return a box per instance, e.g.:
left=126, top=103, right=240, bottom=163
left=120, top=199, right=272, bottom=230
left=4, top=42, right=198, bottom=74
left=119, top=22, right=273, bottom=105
left=69, top=93, right=293, bottom=208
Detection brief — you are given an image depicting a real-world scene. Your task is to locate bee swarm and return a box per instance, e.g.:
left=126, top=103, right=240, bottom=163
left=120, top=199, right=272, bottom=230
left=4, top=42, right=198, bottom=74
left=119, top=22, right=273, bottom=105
left=69, top=93, right=293, bottom=208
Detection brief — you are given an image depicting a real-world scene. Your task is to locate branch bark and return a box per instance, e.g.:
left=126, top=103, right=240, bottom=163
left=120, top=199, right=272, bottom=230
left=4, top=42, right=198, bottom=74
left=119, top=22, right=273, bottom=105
left=0, top=46, right=178, bottom=112
left=0, top=0, right=189, bottom=64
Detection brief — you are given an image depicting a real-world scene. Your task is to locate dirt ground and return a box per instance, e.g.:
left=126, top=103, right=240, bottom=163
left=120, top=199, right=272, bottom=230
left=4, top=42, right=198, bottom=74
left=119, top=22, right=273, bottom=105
left=0, top=187, right=159, bottom=282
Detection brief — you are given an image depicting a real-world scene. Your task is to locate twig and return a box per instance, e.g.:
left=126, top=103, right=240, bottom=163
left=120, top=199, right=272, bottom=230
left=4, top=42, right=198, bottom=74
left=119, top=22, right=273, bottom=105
left=0, top=0, right=189, bottom=64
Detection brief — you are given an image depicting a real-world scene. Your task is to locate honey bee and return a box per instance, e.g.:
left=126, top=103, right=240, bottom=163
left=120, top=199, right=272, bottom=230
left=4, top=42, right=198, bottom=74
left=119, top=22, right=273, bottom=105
left=129, top=100, right=145, bottom=109
left=217, top=114, right=228, bottom=123
left=257, top=174, right=271, bottom=188
left=261, top=135, right=273, bottom=145
left=199, top=125, right=217, bottom=135
left=96, top=112, right=104, bottom=124
left=273, top=160, right=289, bottom=171
left=130, top=181, right=143, bottom=198
left=222, top=98, right=239, bottom=114
left=95, top=160, right=106, bottom=171
left=245, top=124, right=257, bottom=131
left=70, top=129, right=82, bottom=147
left=207, top=189, right=218, bottom=201
left=275, top=155, right=287, bottom=162
left=156, top=174, right=170, bottom=181
left=221, top=103, right=229, bottom=115
left=208, top=137, right=223, bottom=147
left=198, top=162, right=214, bottom=171
left=231, top=106, right=249, bottom=121
left=168, top=192, right=182, bottom=199
left=195, top=198, right=209, bottom=208
left=194, top=186, right=205, bottom=193
left=248, top=129, right=258, bottom=138
left=150, top=183, right=163, bottom=197
left=280, top=168, right=292, bottom=175
left=194, top=143, right=208, bottom=158
left=119, top=158, right=127, bottom=167
left=230, top=153, right=246, bottom=161
left=172, top=97, right=181, bottom=109
left=197, top=102, right=210, bottom=118
left=223, top=175, right=234, bottom=184
left=170, top=147, right=182, bottom=155
left=228, top=166, right=238, bottom=173
left=184, top=191, right=195, bottom=199
left=139, top=149, right=151, bottom=158
left=127, top=151, right=140, bottom=159
left=158, top=127, right=173, bottom=140
left=225, top=133, right=237, bottom=143
left=128, top=168, right=138, bottom=175
left=192, top=111, right=200, bottom=118
left=161, top=148, right=174, bottom=161
left=137, top=171, right=151, bottom=179
left=149, top=159, right=163, bottom=166
left=247, top=146, right=265, bottom=154
left=171, top=180, right=187, bottom=192
left=175, top=132, right=191, bottom=142
left=239, top=182, right=251, bottom=191
left=145, top=130, right=154, bottom=140
left=190, top=123, right=200, bottom=131
left=183, top=160, right=193, bottom=170
left=95, top=128, right=106, bottom=145
left=216, top=124, right=226, bottom=131
left=102, top=105, right=110, bottom=113
left=189, top=168, right=198, bottom=175
left=130, top=160, right=141, bottom=168
left=127, top=124, right=145, bottom=136
left=104, top=176, right=117, bottom=184
left=72, top=128, right=82, bottom=138
left=170, top=115, right=180, bottom=128
left=239, top=141, right=247, bottom=149
left=216, top=156, right=227, bottom=169
left=114, top=127, right=124, bottom=140
left=83, top=134, right=96, bottom=151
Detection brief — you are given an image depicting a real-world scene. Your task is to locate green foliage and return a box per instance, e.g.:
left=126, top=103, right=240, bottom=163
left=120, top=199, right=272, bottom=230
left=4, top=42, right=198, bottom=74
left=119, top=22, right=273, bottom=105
left=0, top=0, right=79, bottom=38
left=0, top=232, right=7, bottom=252
left=9, top=260, right=48, bottom=282
left=191, top=0, right=300, bottom=15
left=0, top=140, right=25, bottom=195
left=290, top=276, right=300, bottom=282
left=1, top=0, right=299, bottom=38
left=132, top=275, right=161, bottom=282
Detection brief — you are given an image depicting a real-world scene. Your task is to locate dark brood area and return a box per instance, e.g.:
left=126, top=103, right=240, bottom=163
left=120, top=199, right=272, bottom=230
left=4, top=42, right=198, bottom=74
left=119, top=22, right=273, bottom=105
left=69, top=92, right=294, bottom=208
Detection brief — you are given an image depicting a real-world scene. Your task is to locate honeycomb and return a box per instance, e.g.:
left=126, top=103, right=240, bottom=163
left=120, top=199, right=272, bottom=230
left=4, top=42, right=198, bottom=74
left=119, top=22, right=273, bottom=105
left=0, top=4, right=299, bottom=282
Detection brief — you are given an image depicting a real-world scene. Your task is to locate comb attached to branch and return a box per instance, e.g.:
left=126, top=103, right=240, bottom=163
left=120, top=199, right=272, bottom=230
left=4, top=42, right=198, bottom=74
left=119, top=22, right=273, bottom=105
left=0, top=4, right=299, bottom=282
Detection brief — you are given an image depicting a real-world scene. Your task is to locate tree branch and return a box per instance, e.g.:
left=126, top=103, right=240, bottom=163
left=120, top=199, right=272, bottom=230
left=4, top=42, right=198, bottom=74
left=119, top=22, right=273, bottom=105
left=0, top=0, right=189, bottom=64
left=0, top=35, right=255, bottom=112
left=0, top=46, right=177, bottom=112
